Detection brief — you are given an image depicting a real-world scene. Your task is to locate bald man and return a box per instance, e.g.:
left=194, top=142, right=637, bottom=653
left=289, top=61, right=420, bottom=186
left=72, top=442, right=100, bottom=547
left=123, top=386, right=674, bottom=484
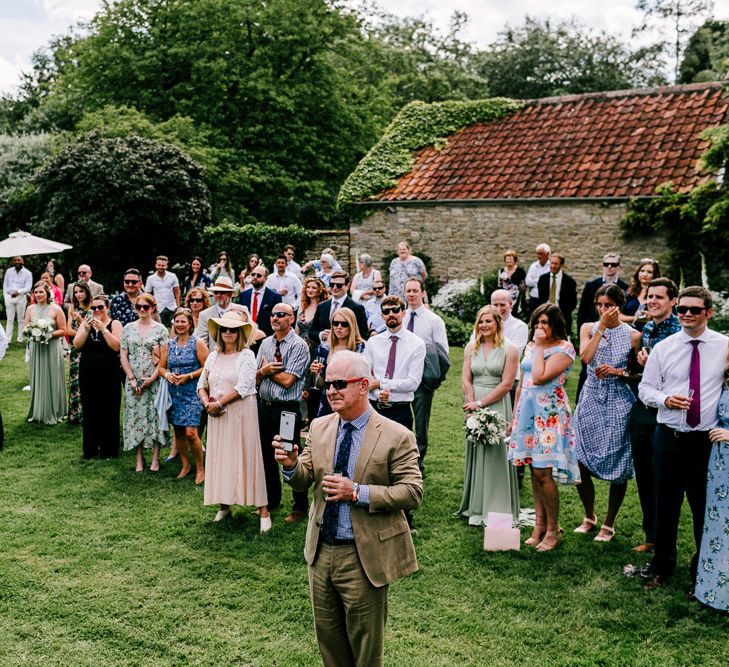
left=64, top=264, right=104, bottom=306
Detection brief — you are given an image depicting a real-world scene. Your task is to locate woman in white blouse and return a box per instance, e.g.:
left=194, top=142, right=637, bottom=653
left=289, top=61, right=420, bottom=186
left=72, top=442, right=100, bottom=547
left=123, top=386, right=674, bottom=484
left=197, top=311, right=270, bottom=532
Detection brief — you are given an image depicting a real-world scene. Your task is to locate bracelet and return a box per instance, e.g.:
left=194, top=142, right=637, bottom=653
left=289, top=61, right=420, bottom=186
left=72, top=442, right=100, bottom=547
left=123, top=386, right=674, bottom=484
left=351, top=482, right=360, bottom=503
left=596, top=328, right=605, bottom=336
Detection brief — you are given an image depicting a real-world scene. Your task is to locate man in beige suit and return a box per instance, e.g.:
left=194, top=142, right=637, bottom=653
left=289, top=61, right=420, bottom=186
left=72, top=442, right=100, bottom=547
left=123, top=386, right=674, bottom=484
left=273, top=350, right=422, bottom=667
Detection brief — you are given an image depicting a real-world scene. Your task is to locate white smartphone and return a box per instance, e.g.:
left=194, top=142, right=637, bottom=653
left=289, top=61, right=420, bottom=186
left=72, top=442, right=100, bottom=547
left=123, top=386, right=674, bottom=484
left=279, top=411, right=297, bottom=452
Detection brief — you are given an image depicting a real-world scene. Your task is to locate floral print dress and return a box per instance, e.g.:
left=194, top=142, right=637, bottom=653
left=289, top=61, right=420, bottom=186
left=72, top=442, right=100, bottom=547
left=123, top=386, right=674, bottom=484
left=508, top=340, right=580, bottom=485
left=695, top=387, right=729, bottom=612
left=68, top=307, right=89, bottom=424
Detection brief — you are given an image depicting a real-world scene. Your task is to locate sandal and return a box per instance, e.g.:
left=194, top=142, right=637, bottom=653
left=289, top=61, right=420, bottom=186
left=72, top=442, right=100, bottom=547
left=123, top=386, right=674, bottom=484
left=525, top=527, right=546, bottom=547
left=573, top=515, right=597, bottom=534
left=536, top=530, right=562, bottom=552
left=594, top=525, right=616, bottom=542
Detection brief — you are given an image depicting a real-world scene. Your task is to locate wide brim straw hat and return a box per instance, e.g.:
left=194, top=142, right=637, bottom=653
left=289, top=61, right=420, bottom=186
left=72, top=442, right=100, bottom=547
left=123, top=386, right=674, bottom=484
left=209, top=276, right=235, bottom=292
left=208, top=310, right=255, bottom=342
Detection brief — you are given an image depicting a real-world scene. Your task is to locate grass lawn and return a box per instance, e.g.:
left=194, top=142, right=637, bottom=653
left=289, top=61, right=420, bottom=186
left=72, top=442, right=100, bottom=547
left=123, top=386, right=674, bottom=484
left=0, top=344, right=727, bottom=666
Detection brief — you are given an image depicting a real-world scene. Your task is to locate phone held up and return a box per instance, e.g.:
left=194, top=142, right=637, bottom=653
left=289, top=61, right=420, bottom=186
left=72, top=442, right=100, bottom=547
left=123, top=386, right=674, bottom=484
left=279, top=411, right=297, bottom=453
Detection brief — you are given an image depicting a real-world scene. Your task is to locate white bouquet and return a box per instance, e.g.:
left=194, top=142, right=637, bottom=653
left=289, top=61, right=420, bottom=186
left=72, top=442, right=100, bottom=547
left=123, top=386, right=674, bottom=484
left=464, top=407, right=507, bottom=447
left=23, top=319, right=55, bottom=345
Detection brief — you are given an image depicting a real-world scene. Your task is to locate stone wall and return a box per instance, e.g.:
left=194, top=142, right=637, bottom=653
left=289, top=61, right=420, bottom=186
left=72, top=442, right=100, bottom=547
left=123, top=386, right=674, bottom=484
left=349, top=201, right=666, bottom=285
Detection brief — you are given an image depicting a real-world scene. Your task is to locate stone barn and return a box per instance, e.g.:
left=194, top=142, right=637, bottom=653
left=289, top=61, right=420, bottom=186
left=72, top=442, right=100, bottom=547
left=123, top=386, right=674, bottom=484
left=342, top=82, right=729, bottom=284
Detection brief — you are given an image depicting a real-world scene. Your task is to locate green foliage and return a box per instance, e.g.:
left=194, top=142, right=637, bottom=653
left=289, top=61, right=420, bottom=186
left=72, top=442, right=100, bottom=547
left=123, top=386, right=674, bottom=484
left=31, top=132, right=211, bottom=289
left=679, top=19, right=729, bottom=83
left=201, top=221, right=314, bottom=269
left=478, top=16, right=667, bottom=100
left=337, top=98, right=521, bottom=207
left=434, top=309, right=472, bottom=347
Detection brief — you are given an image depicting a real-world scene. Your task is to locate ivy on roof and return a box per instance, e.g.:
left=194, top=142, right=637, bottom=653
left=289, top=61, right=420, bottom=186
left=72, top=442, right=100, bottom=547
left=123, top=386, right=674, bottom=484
left=337, top=97, right=522, bottom=208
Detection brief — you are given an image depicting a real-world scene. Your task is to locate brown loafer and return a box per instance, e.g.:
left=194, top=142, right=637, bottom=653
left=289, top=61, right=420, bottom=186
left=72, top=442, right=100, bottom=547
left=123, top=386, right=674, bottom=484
left=633, top=542, right=655, bottom=553
left=284, top=510, right=305, bottom=524
left=644, top=575, right=665, bottom=592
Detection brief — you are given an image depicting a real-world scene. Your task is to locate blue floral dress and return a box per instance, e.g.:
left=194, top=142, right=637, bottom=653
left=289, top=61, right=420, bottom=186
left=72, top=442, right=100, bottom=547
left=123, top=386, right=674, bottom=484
left=695, top=387, right=729, bottom=612
left=167, top=336, right=203, bottom=427
left=508, top=341, right=580, bottom=485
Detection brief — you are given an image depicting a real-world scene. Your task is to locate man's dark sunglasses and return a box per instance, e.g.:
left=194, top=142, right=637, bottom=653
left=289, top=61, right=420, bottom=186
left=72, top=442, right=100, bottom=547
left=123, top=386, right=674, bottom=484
left=329, top=282, right=346, bottom=289
left=373, top=285, right=385, bottom=290
left=381, top=306, right=402, bottom=315
left=676, top=305, right=707, bottom=315
left=602, top=262, right=619, bottom=268
left=271, top=311, right=291, bottom=318
left=324, top=377, right=366, bottom=391
left=124, top=279, right=140, bottom=285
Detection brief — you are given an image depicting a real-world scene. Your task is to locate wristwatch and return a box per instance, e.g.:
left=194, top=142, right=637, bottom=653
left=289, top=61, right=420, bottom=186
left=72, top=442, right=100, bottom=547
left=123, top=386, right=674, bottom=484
left=621, top=370, right=630, bottom=378
left=351, top=482, right=360, bottom=503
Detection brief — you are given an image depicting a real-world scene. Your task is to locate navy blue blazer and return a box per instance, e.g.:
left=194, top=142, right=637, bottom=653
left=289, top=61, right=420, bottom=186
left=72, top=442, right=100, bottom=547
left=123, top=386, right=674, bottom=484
left=237, top=287, right=282, bottom=337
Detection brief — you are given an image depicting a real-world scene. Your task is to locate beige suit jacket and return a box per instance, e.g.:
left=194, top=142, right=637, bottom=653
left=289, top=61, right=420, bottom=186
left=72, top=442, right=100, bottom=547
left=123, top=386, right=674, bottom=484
left=287, top=409, right=423, bottom=588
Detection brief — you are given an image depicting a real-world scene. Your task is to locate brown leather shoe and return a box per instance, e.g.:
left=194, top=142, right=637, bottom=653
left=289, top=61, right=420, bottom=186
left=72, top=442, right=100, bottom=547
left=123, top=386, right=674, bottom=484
left=633, top=542, right=655, bottom=553
left=284, top=510, right=305, bottom=524
left=644, top=575, right=665, bottom=592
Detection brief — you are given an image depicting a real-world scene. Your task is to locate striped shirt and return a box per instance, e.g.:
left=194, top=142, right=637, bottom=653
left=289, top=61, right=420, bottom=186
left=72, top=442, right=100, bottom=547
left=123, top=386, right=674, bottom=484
left=256, top=329, right=310, bottom=402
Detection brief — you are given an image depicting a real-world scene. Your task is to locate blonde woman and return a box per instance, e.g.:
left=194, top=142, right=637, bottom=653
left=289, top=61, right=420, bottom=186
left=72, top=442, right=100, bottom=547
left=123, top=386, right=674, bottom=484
left=456, top=305, right=520, bottom=527
left=197, top=311, right=270, bottom=531
left=310, top=307, right=365, bottom=418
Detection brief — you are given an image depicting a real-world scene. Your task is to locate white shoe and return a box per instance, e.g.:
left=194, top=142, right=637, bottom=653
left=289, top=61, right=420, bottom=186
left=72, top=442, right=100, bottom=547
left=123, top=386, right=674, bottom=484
left=214, top=509, right=231, bottom=522
left=260, top=516, right=272, bottom=533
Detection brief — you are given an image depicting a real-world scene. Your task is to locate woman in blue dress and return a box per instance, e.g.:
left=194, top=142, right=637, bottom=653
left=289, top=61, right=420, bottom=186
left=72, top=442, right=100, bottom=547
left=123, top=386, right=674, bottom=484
left=158, top=308, right=208, bottom=483
left=695, top=370, right=729, bottom=612
left=509, top=304, right=579, bottom=552
left=573, top=284, right=641, bottom=542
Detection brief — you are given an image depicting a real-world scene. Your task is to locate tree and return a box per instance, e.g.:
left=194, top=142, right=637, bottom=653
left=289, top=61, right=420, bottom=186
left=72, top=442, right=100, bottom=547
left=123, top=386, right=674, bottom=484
left=478, top=17, right=667, bottom=100
left=678, top=19, right=729, bottom=82
left=634, top=0, right=715, bottom=81
left=31, top=132, right=211, bottom=288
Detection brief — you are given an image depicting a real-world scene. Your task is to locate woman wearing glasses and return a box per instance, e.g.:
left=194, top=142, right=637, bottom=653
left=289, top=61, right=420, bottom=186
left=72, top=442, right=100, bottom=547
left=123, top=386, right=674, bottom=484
left=620, top=259, right=661, bottom=330
left=158, top=308, right=208, bottom=483
left=310, top=307, right=366, bottom=418
left=120, top=293, right=169, bottom=472
left=184, top=287, right=211, bottom=331
left=73, top=295, right=123, bottom=458
left=210, top=251, right=235, bottom=284
left=197, top=311, right=270, bottom=531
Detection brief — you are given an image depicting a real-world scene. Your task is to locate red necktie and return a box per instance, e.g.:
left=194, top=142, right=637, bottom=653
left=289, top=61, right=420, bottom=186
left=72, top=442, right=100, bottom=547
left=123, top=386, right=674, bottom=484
left=686, top=340, right=701, bottom=428
left=385, top=335, right=398, bottom=379
left=252, top=291, right=259, bottom=322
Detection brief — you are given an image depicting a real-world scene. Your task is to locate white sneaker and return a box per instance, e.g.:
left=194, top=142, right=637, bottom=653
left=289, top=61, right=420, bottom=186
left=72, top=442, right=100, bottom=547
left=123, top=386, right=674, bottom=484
left=260, top=516, right=272, bottom=533
left=213, top=509, right=231, bottom=522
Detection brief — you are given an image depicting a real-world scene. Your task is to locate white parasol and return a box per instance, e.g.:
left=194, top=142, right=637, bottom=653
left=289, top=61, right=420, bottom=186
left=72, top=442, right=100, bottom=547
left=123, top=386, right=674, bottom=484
left=0, top=231, right=72, bottom=258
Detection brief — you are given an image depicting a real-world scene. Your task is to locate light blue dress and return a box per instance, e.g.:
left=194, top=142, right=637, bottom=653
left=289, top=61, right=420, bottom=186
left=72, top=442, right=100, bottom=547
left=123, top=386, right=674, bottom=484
left=695, top=387, right=729, bottom=611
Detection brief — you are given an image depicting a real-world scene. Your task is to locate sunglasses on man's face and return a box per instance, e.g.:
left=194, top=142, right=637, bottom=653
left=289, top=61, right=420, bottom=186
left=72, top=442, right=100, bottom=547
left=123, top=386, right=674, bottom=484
left=324, top=377, right=366, bottom=391
left=381, top=306, right=402, bottom=315
left=135, top=304, right=151, bottom=311
left=373, top=285, right=385, bottom=291
left=332, top=320, right=350, bottom=328
left=78, top=271, right=89, bottom=276
left=602, top=262, right=619, bottom=268
left=676, top=305, right=707, bottom=316
left=329, top=282, right=346, bottom=289
left=271, top=311, right=291, bottom=319
left=124, top=279, right=139, bottom=285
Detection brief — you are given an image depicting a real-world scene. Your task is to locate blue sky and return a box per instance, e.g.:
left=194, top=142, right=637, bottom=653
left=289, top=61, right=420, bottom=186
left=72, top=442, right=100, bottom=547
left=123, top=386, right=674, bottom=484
left=1, top=0, right=725, bottom=94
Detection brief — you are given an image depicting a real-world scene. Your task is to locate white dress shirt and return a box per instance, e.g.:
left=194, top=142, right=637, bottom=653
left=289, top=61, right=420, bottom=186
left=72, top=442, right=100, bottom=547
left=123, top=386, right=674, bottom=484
left=3, top=266, right=33, bottom=298
left=286, top=259, right=302, bottom=279
left=266, top=271, right=302, bottom=307
left=364, top=327, right=426, bottom=403
left=639, top=328, right=728, bottom=430
left=144, top=271, right=179, bottom=311
left=503, top=315, right=528, bottom=381
left=405, top=305, right=449, bottom=353
left=525, top=260, right=551, bottom=298
left=0, top=322, right=7, bottom=361
left=364, top=296, right=386, bottom=333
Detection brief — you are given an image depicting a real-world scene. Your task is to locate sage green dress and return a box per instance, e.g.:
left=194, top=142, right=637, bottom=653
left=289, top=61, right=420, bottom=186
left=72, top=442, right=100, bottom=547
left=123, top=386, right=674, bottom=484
left=27, top=304, right=67, bottom=425
left=456, top=341, right=520, bottom=526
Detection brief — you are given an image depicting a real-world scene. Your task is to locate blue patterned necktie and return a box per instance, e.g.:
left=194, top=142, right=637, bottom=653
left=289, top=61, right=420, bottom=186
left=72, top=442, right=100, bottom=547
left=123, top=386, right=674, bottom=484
left=319, top=423, right=355, bottom=544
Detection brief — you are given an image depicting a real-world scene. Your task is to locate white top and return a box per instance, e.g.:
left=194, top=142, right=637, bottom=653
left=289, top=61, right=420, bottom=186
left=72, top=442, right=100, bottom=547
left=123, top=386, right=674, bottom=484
left=0, top=321, right=7, bottom=361
left=286, top=259, right=302, bottom=279
left=405, top=305, right=449, bottom=353
left=525, top=260, right=551, bottom=298
left=145, top=271, right=179, bottom=311
left=3, top=266, right=33, bottom=298
left=503, top=316, right=528, bottom=381
left=266, top=271, right=302, bottom=307
left=364, top=296, right=386, bottom=333
left=198, top=349, right=257, bottom=398
left=639, top=328, right=728, bottom=430
left=364, top=327, right=426, bottom=403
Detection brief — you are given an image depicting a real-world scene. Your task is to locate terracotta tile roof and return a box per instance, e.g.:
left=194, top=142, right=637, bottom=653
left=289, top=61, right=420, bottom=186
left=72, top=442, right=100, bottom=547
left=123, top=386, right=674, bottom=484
left=369, top=82, right=729, bottom=203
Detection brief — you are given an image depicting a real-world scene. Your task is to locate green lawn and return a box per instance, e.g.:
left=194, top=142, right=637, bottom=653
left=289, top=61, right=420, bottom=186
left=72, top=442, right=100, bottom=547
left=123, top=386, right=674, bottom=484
left=0, top=344, right=726, bottom=666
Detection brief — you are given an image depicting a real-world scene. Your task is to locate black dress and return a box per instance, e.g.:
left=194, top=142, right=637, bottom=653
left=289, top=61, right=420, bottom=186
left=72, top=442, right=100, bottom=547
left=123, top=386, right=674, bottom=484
left=79, top=322, right=122, bottom=458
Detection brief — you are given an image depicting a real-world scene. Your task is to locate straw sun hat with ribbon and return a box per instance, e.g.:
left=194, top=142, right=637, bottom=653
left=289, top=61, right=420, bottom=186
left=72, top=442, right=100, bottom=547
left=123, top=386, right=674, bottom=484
left=208, top=311, right=256, bottom=347
left=209, top=276, right=235, bottom=292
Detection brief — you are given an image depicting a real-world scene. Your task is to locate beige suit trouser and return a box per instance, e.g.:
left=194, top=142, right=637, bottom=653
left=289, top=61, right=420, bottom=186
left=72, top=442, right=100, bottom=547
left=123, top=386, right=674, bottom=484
left=308, top=543, right=388, bottom=667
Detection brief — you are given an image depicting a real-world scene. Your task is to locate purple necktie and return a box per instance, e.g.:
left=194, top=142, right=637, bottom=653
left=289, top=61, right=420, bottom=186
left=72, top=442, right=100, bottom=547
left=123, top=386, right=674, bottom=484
left=385, top=335, right=398, bottom=379
left=407, top=311, right=416, bottom=332
left=686, top=340, right=701, bottom=428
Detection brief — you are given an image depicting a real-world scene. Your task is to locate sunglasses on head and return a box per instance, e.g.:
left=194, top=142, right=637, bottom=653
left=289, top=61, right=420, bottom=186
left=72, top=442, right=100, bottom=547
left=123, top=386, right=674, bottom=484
left=135, top=304, right=151, bottom=311
left=219, top=326, right=238, bottom=334
left=329, top=282, right=346, bottom=289
left=324, top=377, right=366, bottom=391
left=602, top=262, right=619, bottom=268
left=271, top=311, right=290, bottom=318
left=124, top=279, right=139, bottom=285
left=188, top=297, right=204, bottom=303
left=381, top=306, right=402, bottom=315
left=91, top=304, right=105, bottom=312
left=332, top=320, right=350, bottom=328
left=676, top=305, right=707, bottom=315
